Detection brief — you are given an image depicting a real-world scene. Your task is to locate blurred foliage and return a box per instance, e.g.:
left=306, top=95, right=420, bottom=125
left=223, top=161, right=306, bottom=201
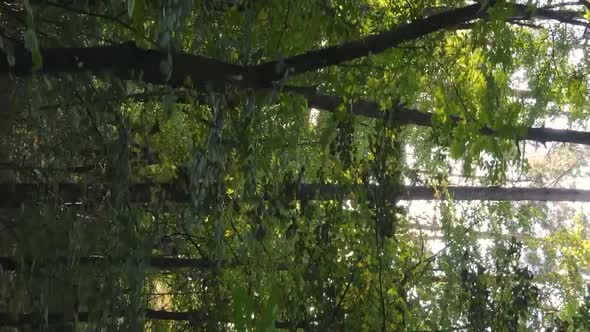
left=1, top=0, right=590, bottom=331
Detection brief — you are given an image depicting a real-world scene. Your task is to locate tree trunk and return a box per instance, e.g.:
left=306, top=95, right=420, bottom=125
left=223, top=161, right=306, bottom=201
left=0, top=255, right=290, bottom=272
left=298, top=184, right=590, bottom=202
left=4, top=43, right=247, bottom=88
left=301, top=92, right=590, bottom=145
left=1, top=3, right=483, bottom=86
left=2, top=3, right=576, bottom=88
left=1, top=2, right=480, bottom=88
left=1, top=183, right=589, bottom=208
left=0, top=255, right=210, bottom=271
left=0, top=309, right=308, bottom=329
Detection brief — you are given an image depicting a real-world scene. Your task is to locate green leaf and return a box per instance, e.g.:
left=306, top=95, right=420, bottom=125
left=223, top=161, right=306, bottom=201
left=132, top=0, right=145, bottom=41
left=0, top=37, right=15, bottom=67
left=23, top=0, right=33, bottom=15
left=23, top=30, right=42, bottom=71
left=127, top=0, right=135, bottom=17
left=319, top=118, right=339, bottom=149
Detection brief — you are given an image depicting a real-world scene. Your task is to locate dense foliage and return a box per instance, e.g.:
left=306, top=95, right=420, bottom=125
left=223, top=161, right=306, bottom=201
left=1, top=0, right=590, bottom=331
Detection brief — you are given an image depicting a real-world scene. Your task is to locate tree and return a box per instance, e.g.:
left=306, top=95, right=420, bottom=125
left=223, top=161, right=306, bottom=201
left=2, top=0, right=590, bottom=331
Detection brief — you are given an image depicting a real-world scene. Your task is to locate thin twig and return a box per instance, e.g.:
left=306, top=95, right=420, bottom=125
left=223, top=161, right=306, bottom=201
left=44, top=1, right=135, bottom=31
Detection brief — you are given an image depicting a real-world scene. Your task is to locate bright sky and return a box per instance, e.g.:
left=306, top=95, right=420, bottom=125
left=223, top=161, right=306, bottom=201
left=306, top=1, right=590, bottom=305
left=404, top=3, right=590, bottom=291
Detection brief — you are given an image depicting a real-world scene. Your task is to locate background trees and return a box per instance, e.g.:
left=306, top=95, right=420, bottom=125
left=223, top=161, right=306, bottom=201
left=1, top=0, right=590, bottom=331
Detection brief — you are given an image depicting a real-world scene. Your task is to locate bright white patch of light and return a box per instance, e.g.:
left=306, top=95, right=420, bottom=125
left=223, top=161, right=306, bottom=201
left=309, top=108, right=319, bottom=126
left=569, top=48, right=584, bottom=66
left=510, top=68, right=529, bottom=91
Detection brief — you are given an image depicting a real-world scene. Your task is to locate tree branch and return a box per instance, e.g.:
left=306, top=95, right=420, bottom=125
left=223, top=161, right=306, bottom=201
left=0, top=309, right=309, bottom=329
left=2, top=183, right=590, bottom=208
left=295, top=90, right=590, bottom=146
